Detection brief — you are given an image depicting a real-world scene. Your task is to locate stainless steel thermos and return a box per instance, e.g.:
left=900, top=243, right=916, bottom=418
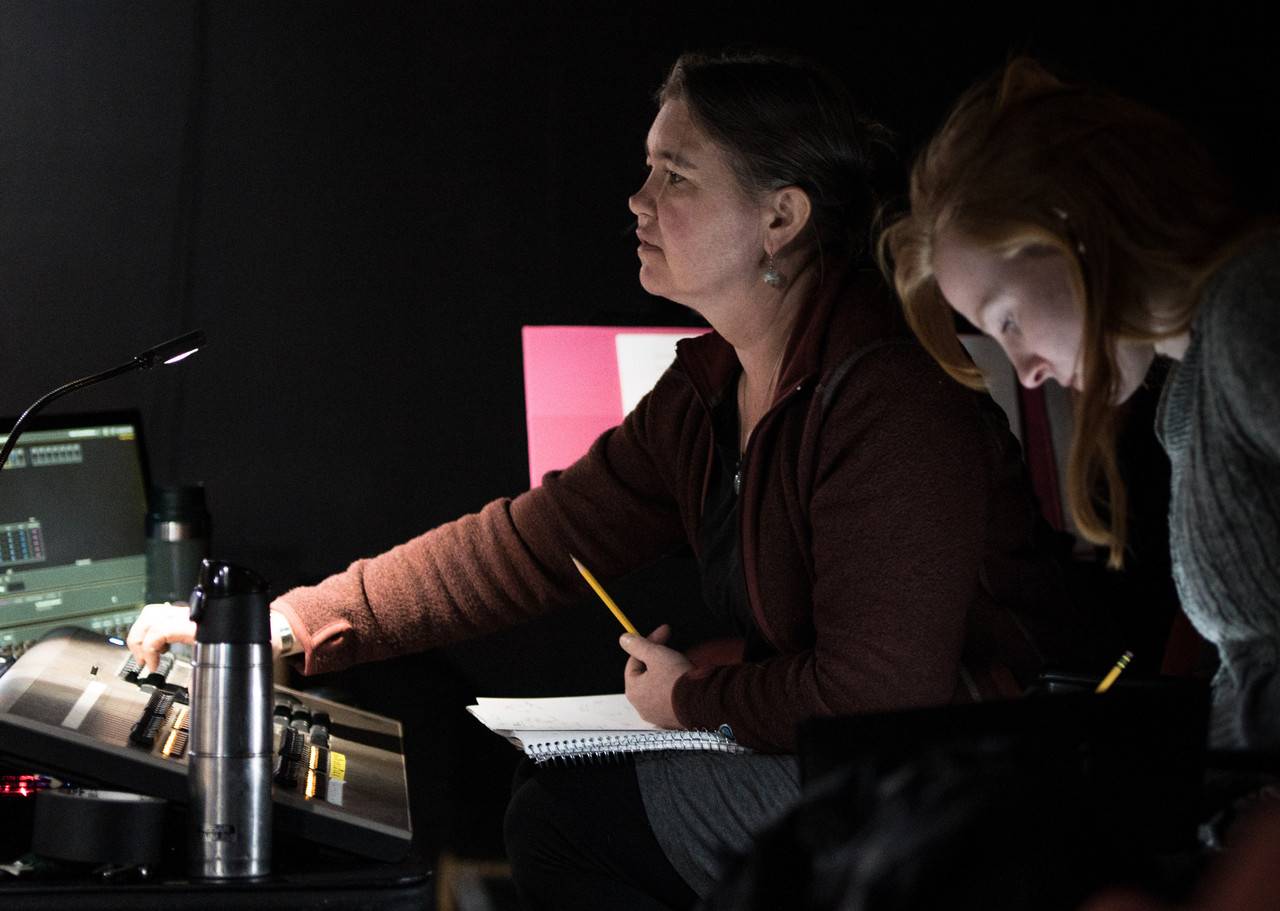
left=187, top=559, right=272, bottom=879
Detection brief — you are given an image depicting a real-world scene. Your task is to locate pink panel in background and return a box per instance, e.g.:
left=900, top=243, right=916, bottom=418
left=521, top=326, right=707, bottom=488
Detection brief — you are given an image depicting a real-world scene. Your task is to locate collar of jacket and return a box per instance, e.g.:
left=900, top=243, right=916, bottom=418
left=672, top=257, right=859, bottom=407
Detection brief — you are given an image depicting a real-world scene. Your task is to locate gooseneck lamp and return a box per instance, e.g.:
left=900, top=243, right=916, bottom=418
left=0, top=329, right=205, bottom=471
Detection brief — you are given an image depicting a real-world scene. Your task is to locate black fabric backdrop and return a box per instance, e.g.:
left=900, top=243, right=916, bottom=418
left=2, top=0, right=1273, bottom=856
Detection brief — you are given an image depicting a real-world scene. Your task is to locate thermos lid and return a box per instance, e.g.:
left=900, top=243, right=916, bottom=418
left=190, top=559, right=271, bottom=644
left=150, top=483, right=207, bottom=515
left=148, top=484, right=210, bottom=534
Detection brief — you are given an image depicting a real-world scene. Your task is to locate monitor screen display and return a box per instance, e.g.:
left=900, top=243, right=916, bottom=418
left=0, top=412, right=149, bottom=650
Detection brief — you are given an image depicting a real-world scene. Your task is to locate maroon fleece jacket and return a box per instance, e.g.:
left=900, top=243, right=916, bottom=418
left=275, top=266, right=1069, bottom=752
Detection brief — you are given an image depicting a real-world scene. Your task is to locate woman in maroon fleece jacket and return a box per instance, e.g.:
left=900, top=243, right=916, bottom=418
left=129, top=52, right=1071, bottom=909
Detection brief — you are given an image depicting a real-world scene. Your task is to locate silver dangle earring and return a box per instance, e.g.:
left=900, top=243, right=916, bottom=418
left=762, top=253, right=785, bottom=288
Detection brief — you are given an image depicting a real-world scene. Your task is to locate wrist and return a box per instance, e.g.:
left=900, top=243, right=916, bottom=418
left=269, top=610, right=297, bottom=657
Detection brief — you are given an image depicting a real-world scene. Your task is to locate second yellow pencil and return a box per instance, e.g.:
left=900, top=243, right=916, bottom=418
left=1095, top=650, right=1134, bottom=694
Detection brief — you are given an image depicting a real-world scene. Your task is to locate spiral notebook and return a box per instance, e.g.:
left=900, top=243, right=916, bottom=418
left=466, top=693, right=751, bottom=763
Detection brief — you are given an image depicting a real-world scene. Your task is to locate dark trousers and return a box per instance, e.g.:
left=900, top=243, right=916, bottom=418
left=504, top=758, right=699, bottom=911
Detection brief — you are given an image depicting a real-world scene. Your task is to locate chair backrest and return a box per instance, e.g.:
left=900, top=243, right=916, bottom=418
left=521, top=325, right=708, bottom=488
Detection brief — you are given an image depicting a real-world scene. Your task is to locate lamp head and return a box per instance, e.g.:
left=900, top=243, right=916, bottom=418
left=134, top=330, right=205, bottom=370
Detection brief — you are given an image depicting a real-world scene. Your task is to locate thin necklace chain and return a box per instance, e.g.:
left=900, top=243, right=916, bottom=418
left=737, top=347, right=786, bottom=456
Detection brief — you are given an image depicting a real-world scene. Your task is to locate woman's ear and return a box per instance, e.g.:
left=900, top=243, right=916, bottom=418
left=763, top=186, right=813, bottom=254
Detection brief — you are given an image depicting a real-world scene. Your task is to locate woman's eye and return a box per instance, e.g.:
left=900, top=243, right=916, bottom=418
left=665, top=169, right=686, bottom=186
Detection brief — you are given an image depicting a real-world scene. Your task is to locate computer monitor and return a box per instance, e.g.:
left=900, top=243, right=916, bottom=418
left=0, top=411, right=150, bottom=656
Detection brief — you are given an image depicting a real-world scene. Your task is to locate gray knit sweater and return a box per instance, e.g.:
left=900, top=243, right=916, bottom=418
left=1158, top=233, right=1280, bottom=750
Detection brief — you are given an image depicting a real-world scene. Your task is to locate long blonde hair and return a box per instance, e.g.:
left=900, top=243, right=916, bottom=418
left=879, top=58, right=1249, bottom=567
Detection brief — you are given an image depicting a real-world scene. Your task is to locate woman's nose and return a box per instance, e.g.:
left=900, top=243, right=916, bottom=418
left=628, top=170, right=658, bottom=219
left=1015, top=355, right=1051, bottom=389
left=628, top=184, right=651, bottom=219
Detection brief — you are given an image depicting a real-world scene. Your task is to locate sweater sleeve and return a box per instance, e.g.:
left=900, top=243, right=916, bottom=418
left=1233, top=644, right=1280, bottom=750
left=1208, top=239, right=1280, bottom=464
left=278, top=366, right=699, bottom=676
left=672, top=343, right=993, bottom=751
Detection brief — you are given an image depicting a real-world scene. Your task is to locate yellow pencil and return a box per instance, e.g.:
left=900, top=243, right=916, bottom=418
left=1095, top=650, right=1134, bottom=694
left=570, top=554, right=639, bottom=636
